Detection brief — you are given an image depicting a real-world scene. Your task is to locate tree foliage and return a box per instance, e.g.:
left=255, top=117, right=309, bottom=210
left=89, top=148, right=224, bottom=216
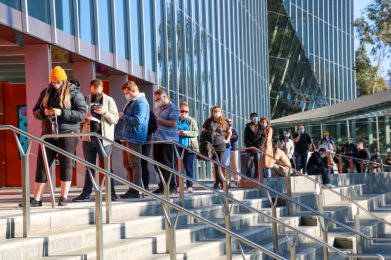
left=354, top=0, right=390, bottom=95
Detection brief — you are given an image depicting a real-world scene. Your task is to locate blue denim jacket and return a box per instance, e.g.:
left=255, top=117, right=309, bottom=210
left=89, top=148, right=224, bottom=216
left=116, top=95, right=150, bottom=144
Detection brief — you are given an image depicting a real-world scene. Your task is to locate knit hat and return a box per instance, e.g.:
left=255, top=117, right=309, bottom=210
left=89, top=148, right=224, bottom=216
left=50, top=66, right=67, bottom=81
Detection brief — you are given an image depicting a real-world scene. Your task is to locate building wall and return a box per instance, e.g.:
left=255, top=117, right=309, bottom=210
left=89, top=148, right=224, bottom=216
left=284, top=0, right=356, bottom=103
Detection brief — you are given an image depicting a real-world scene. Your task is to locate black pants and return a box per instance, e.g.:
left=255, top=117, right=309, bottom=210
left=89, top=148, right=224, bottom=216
left=153, top=143, right=177, bottom=189
left=141, top=143, right=152, bottom=190
left=35, top=132, right=79, bottom=183
left=81, top=137, right=116, bottom=196
left=307, top=167, right=330, bottom=185
left=213, top=150, right=225, bottom=186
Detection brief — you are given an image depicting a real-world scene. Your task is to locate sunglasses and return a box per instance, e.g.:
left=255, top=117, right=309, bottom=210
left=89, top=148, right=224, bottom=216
left=180, top=110, right=189, bottom=113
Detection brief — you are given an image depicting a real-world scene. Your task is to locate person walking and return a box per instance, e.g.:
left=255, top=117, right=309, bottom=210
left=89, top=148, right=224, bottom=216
left=117, top=81, right=150, bottom=199
left=177, top=102, right=199, bottom=193
left=201, top=106, right=232, bottom=189
left=152, top=89, right=179, bottom=194
left=22, top=66, right=87, bottom=207
left=72, top=79, right=119, bottom=202
left=293, top=124, right=312, bottom=174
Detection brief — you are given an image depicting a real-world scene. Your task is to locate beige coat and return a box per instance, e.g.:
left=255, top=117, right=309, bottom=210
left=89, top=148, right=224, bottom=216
left=81, top=93, right=119, bottom=146
left=263, top=126, right=275, bottom=168
left=273, top=147, right=292, bottom=176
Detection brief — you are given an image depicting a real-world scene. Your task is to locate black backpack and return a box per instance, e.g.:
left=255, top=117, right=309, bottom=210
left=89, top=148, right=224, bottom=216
left=148, top=111, right=158, bottom=134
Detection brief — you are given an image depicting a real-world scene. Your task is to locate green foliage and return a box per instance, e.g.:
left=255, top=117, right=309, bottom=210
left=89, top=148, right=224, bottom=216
left=354, top=0, right=391, bottom=96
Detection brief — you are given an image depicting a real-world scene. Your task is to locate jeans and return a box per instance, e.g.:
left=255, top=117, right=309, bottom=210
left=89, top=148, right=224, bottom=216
left=122, top=142, right=143, bottom=191
left=294, top=151, right=308, bottom=173
left=153, top=143, right=177, bottom=189
left=177, top=147, right=196, bottom=188
left=36, top=131, right=79, bottom=183
left=307, top=167, right=330, bottom=184
left=82, top=137, right=116, bottom=196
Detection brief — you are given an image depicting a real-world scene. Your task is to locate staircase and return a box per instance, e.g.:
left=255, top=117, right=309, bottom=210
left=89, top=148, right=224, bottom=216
left=1, top=172, right=391, bottom=259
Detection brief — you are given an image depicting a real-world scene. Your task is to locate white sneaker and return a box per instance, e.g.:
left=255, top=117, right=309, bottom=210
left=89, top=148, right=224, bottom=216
left=187, top=187, right=194, bottom=193
left=325, top=183, right=335, bottom=188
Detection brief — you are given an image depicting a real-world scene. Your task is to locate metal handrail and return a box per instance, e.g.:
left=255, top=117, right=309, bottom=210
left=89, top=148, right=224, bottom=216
left=38, top=132, right=383, bottom=259
left=0, top=125, right=283, bottom=260
left=243, top=146, right=391, bottom=240
left=335, top=152, right=388, bottom=172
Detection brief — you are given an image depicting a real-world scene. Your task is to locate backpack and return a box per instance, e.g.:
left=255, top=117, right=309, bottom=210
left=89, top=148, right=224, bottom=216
left=197, top=131, right=215, bottom=161
left=148, top=111, right=157, bottom=134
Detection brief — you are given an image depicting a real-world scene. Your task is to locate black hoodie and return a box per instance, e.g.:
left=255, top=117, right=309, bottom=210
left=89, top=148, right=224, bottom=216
left=33, top=81, right=87, bottom=134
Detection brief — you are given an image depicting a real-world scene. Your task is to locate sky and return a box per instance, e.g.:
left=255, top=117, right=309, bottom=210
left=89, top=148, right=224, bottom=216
left=353, top=0, right=390, bottom=80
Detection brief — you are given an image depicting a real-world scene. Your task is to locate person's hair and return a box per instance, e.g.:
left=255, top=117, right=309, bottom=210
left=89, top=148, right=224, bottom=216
left=318, top=148, right=326, bottom=153
left=357, top=141, right=363, bottom=146
left=154, top=89, right=168, bottom=96
left=179, top=102, right=189, bottom=108
left=90, top=79, right=103, bottom=89
left=122, top=80, right=138, bottom=91
left=260, top=117, right=269, bottom=125
left=41, top=80, right=71, bottom=109
left=250, top=112, right=258, bottom=118
left=210, top=105, right=226, bottom=128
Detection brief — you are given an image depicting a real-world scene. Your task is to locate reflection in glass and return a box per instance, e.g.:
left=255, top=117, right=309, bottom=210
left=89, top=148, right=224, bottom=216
left=0, top=0, right=21, bottom=10
left=28, top=0, right=50, bottom=24
left=98, top=0, right=112, bottom=52
left=115, top=0, right=128, bottom=58
left=55, top=0, right=73, bottom=34
left=130, top=0, right=141, bottom=65
left=144, top=0, right=154, bottom=70
left=78, top=0, right=94, bottom=44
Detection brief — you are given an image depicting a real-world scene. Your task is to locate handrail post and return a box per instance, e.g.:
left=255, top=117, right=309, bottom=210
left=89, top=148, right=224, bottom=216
left=95, top=189, right=104, bottom=260
left=40, top=144, right=56, bottom=208
left=316, top=184, right=329, bottom=260
left=224, top=170, right=232, bottom=260
left=360, top=161, right=365, bottom=173
left=176, top=146, right=185, bottom=207
left=271, top=200, right=279, bottom=254
left=352, top=204, right=362, bottom=254
left=285, top=173, right=293, bottom=216
left=104, top=154, right=111, bottom=224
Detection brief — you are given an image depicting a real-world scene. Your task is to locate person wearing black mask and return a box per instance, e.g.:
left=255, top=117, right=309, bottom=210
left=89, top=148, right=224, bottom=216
left=73, top=79, right=119, bottom=202
left=243, top=112, right=266, bottom=178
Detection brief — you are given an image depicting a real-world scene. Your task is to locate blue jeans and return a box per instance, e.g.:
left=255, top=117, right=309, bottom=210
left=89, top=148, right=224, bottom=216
left=177, top=147, right=196, bottom=188
left=294, top=151, right=308, bottom=173
left=82, top=137, right=116, bottom=196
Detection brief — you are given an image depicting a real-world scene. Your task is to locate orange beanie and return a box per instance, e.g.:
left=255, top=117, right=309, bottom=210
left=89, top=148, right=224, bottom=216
left=50, top=66, right=67, bottom=81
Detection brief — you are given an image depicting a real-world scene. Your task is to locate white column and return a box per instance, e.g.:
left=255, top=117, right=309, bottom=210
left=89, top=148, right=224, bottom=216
left=24, top=44, right=51, bottom=191
left=72, top=61, right=96, bottom=186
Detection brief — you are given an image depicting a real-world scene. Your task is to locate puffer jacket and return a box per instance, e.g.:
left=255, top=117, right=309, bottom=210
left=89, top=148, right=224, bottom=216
left=33, top=81, right=87, bottom=134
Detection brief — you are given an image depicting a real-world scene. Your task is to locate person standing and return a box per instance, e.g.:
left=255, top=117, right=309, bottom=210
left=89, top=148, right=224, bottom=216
left=177, top=102, right=199, bottom=193
left=277, top=130, right=295, bottom=170
left=243, top=113, right=266, bottom=179
left=22, top=66, right=87, bottom=207
left=356, top=141, right=370, bottom=173
left=261, top=117, right=274, bottom=178
left=152, top=89, right=179, bottom=194
left=227, top=118, right=240, bottom=186
left=293, top=124, right=312, bottom=173
left=201, top=106, right=232, bottom=189
left=118, top=81, right=150, bottom=199
left=72, top=79, right=119, bottom=202
left=343, top=137, right=358, bottom=173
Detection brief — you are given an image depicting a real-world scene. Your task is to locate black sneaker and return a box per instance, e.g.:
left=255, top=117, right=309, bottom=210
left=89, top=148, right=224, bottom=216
left=213, top=184, right=221, bottom=190
left=72, top=194, right=90, bottom=202
left=111, top=193, right=118, bottom=201
left=19, top=197, right=42, bottom=207
left=169, top=187, right=178, bottom=194
left=120, top=190, right=140, bottom=199
left=58, top=196, right=68, bottom=206
left=152, top=188, right=164, bottom=195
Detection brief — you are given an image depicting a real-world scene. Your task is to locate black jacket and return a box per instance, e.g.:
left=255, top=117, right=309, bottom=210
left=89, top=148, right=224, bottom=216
left=306, top=152, right=328, bottom=171
left=33, top=82, right=87, bottom=134
left=243, top=122, right=266, bottom=151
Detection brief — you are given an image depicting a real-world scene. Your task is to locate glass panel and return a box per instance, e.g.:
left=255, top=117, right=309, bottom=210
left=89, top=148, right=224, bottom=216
left=28, top=0, right=50, bottom=24
left=114, top=0, right=128, bottom=58
left=0, top=0, right=21, bottom=10
left=167, top=1, right=175, bottom=89
left=177, top=7, right=184, bottom=95
left=143, top=0, right=154, bottom=70
left=156, top=0, right=165, bottom=86
left=78, top=0, right=94, bottom=44
left=130, top=0, right=141, bottom=65
left=55, top=0, right=73, bottom=35
left=186, top=18, right=193, bottom=97
left=98, top=0, right=112, bottom=52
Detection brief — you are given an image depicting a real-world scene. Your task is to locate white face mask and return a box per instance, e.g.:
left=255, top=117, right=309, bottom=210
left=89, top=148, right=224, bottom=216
left=125, top=94, right=131, bottom=101
left=53, top=83, right=62, bottom=89
left=262, top=123, right=267, bottom=127
left=155, top=99, right=164, bottom=107
left=320, top=154, right=326, bottom=158
left=213, top=112, right=221, bottom=119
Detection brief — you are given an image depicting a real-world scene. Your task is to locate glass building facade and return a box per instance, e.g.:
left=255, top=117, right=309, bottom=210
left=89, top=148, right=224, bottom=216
left=268, top=0, right=356, bottom=118
left=0, top=0, right=270, bottom=133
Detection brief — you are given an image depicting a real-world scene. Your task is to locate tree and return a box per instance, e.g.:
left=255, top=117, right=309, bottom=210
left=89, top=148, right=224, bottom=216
left=354, top=0, right=391, bottom=95
left=355, top=43, right=388, bottom=95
